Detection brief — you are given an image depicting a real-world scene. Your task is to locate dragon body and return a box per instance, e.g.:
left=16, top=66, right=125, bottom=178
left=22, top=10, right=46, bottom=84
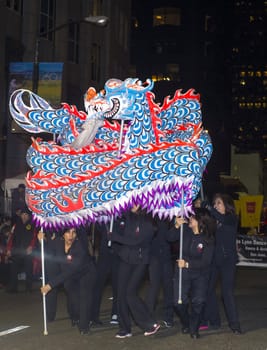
left=9, top=78, right=212, bottom=228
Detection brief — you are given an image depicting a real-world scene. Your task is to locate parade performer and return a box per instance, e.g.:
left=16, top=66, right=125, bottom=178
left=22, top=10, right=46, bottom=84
left=110, top=205, right=160, bottom=338
left=38, top=227, right=96, bottom=335
left=170, top=208, right=216, bottom=339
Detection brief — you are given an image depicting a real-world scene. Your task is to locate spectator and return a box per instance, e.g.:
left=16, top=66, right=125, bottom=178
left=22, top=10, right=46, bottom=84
left=11, top=183, right=26, bottom=220
left=0, top=219, right=12, bottom=288
left=6, top=208, right=37, bottom=293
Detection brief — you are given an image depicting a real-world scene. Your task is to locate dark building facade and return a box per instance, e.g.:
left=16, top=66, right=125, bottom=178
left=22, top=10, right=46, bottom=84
left=130, top=0, right=233, bottom=185
left=0, top=0, right=131, bottom=182
left=130, top=0, right=267, bottom=192
left=231, top=0, right=267, bottom=156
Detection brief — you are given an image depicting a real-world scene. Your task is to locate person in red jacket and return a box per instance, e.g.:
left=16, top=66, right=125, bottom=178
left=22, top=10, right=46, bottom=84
left=6, top=209, right=37, bottom=293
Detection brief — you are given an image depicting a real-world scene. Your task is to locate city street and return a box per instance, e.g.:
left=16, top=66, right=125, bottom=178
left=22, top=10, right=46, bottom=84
left=1, top=266, right=267, bottom=350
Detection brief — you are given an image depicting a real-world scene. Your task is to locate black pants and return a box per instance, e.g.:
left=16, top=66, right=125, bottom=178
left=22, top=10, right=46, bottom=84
left=0, top=263, right=10, bottom=285
left=117, top=260, right=156, bottom=333
left=8, top=254, right=33, bottom=291
left=65, top=262, right=96, bottom=331
left=203, top=261, right=240, bottom=329
left=173, top=267, right=209, bottom=334
left=91, top=249, right=119, bottom=321
left=145, top=255, right=174, bottom=323
left=45, top=258, right=61, bottom=322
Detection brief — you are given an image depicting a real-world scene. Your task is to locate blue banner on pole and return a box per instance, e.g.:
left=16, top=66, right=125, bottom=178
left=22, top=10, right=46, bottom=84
left=38, top=62, right=63, bottom=105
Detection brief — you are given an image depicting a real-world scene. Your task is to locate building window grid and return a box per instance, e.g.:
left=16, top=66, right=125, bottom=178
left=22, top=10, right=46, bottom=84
left=40, top=0, right=56, bottom=40
left=6, top=0, right=22, bottom=13
left=91, top=43, right=101, bottom=82
left=68, top=23, right=80, bottom=64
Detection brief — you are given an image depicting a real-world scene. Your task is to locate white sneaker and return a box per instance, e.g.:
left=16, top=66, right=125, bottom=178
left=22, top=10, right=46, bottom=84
left=110, top=314, right=119, bottom=325
left=115, top=331, right=132, bottom=338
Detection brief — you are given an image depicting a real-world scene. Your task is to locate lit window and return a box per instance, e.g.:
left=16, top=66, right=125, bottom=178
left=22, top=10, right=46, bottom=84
left=247, top=71, right=254, bottom=77
left=132, top=17, right=139, bottom=28
left=240, top=71, right=246, bottom=77
left=153, top=7, right=181, bottom=26
left=256, top=71, right=262, bottom=77
left=152, top=64, right=180, bottom=82
left=240, top=79, right=246, bottom=86
left=151, top=75, right=171, bottom=82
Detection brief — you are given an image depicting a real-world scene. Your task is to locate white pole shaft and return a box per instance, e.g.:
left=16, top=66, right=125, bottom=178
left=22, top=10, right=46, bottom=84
left=108, top=216, right=114, bottom=247
left=178, top=186, right=184, bottom=304
left=40, top=233, right=48, bottom=335
left=117, top=120, right=124, bottom=156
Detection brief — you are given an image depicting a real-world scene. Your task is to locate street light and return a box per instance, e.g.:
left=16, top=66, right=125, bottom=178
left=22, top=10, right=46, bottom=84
left=33, top=15, right=109, bottom=93
left=83, top=16, right=109, bottom=27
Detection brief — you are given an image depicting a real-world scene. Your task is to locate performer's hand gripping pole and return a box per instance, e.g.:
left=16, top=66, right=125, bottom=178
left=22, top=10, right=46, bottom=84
left=40, top=229, right=48, bottom=335
left=178, top=186, right=184, bottom=304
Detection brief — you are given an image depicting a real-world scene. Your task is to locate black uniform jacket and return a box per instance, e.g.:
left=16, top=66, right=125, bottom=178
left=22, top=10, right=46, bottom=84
left=45, top=237, right=92, bottom=289
left=168, top=224, right=214, bottom=273
left=150, top=218, right=173, bottom=263
left=210, top=208, right=238, bottom=264
left=111, top=211, right=156, bottom=265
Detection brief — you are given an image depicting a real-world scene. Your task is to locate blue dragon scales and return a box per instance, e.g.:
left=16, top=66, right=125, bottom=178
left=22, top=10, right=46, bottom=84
left=9, top=78, right=212, bottom=229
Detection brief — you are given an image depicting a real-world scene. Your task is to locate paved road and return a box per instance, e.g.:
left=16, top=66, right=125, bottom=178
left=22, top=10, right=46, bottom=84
left=1, top=266, right=267, bottom=350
